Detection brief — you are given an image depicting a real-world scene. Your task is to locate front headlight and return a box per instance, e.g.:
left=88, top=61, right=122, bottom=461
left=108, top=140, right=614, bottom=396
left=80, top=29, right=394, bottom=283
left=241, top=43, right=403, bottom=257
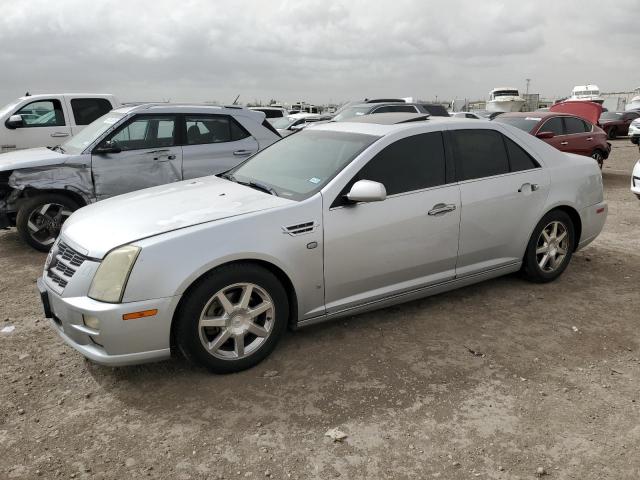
left=88, top=245, right=140, bottom=303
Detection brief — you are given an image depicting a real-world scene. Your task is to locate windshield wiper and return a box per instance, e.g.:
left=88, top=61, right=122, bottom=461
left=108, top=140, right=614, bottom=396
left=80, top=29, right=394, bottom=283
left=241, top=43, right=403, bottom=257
left=220, top=173, right=277, bottom=196
left=246, top=181, right=278, bottom=196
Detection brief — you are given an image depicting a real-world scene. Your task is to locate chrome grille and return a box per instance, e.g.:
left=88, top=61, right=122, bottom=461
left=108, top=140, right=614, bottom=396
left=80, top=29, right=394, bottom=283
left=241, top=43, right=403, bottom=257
left=46, top=241, right=88, bottom=289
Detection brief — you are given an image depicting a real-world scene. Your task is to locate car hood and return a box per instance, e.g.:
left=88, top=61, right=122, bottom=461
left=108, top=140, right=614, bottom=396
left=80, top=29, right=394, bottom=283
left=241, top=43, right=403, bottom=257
left=550, top=101, right=603, bottom=125
left=61, top=176, right=295, bottom=258
left=0, top=147, right=73, bottom=171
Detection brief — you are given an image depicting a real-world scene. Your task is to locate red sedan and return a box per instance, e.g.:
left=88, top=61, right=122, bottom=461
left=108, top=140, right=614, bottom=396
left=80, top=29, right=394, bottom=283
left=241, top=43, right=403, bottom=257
left=493, top=102, right=610, bottom=168
left=599, top=110, right=640, bottom=139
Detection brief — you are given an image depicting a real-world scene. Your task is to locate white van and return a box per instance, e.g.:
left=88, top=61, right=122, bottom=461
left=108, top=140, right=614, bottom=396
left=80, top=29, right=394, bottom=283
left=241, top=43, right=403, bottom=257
left=0, top=93, right=119, bottom=152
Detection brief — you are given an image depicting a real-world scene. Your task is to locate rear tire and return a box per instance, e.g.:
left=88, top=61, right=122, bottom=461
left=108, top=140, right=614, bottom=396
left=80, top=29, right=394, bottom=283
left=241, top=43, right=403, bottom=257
left=175, top=263, right=289, bottom=373
left=16, top=194, right=79, bottom=252
left=522, top=210, right=575, bottom=283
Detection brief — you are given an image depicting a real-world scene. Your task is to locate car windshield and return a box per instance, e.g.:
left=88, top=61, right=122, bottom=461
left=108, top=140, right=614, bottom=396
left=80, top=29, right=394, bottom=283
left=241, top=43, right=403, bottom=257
left=228, top=130, right=379, bottom=201
left=600, top=112, right=622, bottom=120
left=492, top=116, right=541, bottom=132
left=62, top=112, right=126, bottom=154
left=332, top=106, right=371, bottom=121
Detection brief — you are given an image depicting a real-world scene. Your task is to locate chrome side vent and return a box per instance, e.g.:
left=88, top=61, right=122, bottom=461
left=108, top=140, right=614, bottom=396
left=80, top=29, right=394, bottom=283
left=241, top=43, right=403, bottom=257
left=282, top=221, right=317, bottom=236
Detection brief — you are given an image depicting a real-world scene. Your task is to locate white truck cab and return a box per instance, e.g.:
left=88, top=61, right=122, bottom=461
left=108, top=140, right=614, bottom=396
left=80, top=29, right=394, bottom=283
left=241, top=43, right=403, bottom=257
left=0, top=93, right=119, bottom=152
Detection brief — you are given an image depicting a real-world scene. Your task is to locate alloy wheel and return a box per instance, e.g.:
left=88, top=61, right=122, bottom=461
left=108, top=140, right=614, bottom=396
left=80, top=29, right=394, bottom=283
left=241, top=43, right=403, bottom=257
left=27, top=203, right=72, bottom=247
left=198, top=283, right=275, bottom=360
left=535, top=221, right=569, bottom=273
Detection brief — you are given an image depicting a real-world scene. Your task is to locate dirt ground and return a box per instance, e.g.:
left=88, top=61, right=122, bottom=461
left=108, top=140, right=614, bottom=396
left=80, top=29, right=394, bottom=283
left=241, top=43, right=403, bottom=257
left=1, top=139, right=639, bottom=480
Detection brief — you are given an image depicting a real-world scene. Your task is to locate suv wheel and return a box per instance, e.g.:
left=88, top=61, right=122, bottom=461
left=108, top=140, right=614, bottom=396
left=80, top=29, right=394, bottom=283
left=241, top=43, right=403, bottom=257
left=522, top=210, right=575, bottom=283
left=175, top=263, right=289, bottom=373
left=16, top=194, right=79, bottom=251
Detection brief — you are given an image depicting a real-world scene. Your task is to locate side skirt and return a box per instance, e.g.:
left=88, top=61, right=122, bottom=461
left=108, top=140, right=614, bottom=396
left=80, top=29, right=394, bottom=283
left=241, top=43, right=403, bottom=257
left=296, top=262, right=521, bottom=329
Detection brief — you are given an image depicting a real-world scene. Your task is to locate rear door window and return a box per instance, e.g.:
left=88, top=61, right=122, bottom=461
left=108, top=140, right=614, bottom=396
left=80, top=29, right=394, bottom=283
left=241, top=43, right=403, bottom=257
left=504, top=136, right=540, bottom=171
left=450, top=129, right=510, bottom=181
left=15, top=99, right=65, bottom=127
left=185, top=115, right=249, bottom=145
left=70, top=98, right=113, bottom=125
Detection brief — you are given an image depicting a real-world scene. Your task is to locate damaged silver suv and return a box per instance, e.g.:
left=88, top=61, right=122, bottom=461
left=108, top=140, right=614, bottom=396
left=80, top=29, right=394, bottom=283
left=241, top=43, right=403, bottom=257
left=0, top=104, right=280, bottom=250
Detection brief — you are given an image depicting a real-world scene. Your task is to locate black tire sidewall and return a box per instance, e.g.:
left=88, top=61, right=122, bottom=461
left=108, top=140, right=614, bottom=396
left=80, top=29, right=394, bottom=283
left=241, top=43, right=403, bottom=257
left=523, top=210, right=575, bottom=283
left=175, top=264, right=289, bottom=373
left=16, top=194, right=79, bottom=251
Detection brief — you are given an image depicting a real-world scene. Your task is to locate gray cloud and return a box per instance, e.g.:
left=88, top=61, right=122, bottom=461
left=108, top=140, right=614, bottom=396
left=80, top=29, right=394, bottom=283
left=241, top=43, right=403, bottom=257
left=0, top=0, right=637, bottom=106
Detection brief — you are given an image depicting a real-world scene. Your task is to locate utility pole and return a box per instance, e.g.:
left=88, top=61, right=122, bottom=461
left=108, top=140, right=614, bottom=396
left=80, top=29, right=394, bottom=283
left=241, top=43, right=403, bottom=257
left=525, top=78, right=531, bottom=95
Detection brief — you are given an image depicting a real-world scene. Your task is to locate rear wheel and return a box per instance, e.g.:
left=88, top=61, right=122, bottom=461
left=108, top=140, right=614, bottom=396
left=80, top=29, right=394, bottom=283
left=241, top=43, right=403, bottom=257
left=175, top=263, right=289, bottom=373
left=16, top=194, right=79, bottom=251
left=522, top=210, right=575, bottom=283
left=607, top=127, right=618, bottom=140
left=591, top=150, right=605, bottom=169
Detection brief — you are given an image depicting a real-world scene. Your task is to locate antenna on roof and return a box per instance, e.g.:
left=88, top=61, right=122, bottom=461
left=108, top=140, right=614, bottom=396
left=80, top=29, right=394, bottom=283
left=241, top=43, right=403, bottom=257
left=25, top=91, right=31, bottom=96
left=232, top=94, right=240, bottom=105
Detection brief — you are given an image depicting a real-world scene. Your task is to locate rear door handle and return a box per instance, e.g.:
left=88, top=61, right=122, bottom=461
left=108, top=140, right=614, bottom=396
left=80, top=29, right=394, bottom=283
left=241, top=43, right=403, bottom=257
left=518, top=183, right=539, bottom=193
left=233, top=150, right=253, bottom=156
left=586, top=137, right=593, bottom=141
left=50, top=132, right=69, bottom=137
left=560, top=141, right=569, bottom=145
left=428, top=203, right=457, bottom=216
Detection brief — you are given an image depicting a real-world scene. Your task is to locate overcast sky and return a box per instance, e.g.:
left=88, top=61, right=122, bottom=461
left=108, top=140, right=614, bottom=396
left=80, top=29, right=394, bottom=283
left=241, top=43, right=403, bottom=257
left=0, top=0, right=637, bottom=106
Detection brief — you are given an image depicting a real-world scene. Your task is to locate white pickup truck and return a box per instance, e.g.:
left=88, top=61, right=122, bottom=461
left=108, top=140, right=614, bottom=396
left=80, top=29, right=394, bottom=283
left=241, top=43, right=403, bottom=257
left=0, top=93, right=119, bottom=152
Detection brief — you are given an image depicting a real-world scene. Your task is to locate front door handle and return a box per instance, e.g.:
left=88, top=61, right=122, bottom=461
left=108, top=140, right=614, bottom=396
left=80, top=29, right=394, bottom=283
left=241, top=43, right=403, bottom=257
left=560, top=141, right=569, bottom=146
left=518, top=183, right=539, bottom=193
left=428, top=203, right=457, bottom=216
left=50, top=132, right=69, bottom=137
left=167, top=154, right=176, bottom=160
left=233, top=150, right=253, bottom=156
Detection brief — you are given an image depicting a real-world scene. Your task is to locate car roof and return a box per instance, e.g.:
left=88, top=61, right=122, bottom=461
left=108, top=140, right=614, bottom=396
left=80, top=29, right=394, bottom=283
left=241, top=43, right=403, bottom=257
left=499, top=111, right=563, bottom=119
left=348, top=112, right=430, bottom=124
left=311, top=116, right=477, bottom=136
left=112, top=103, right=260, bottom=116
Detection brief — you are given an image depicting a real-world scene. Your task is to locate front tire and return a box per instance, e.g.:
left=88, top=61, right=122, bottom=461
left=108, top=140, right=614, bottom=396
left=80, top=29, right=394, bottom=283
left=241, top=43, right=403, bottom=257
left=175, top=263, right=289, bottom=373
left=522, top=210, right=575, bottom=283
left=607, top=127, right=617, bottom=140
left=16, top=194, right=79, bottom=251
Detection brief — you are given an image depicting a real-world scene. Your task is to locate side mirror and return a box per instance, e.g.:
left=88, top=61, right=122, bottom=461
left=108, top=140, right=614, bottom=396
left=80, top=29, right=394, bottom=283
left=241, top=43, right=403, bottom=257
left=94, top=140, right=122, bottom=154
left=536, top=131, right=555, bottom=139
left=346, top=180, right=387, bottom=203
left=289, top=123, right=306, bottom=132
left=5, top=114, right=24, bottom=129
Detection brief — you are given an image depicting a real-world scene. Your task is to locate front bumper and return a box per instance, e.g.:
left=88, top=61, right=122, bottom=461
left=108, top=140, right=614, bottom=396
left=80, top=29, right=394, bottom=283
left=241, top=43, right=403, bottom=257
left=629, top=125, right=640, bottom=144
left=38, top=277, right=180, bottom=366
left=631, top=161, right=640, bottom=198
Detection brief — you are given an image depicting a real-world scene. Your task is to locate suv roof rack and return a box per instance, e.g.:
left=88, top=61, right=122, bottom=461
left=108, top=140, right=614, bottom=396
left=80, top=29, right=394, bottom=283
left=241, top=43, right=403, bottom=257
left=364, top=98, right=406, bottom=104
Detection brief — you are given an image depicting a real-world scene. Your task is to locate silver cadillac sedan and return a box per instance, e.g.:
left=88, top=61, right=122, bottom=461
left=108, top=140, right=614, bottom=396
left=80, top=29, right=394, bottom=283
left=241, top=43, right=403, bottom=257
left=38, top=117, right=607, bottom=373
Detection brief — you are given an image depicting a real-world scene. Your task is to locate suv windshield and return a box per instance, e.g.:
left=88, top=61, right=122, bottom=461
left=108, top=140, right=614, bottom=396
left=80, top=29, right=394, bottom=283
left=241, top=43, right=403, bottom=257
left=492, top=116, right=541, bottom=132
left=228, top=130, right=379, bottom=201
left=62, top=112, right=126, bottom=154
left=332, top=106, right=371, bottom=121
left=272, top=117, right=296, bottom=129
left=599, top=112, right=622, bottom=120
